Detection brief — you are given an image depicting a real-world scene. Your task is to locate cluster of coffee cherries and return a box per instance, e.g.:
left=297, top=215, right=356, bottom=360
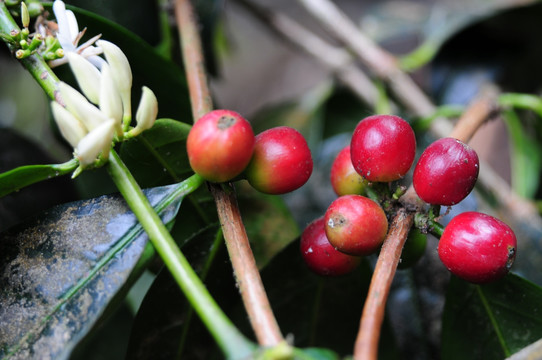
left=300, top=114, right=517, bottom=284
left=186, top=109, right=313, bottom=195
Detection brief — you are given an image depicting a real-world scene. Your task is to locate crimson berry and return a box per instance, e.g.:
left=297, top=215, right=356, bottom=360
left=330, top=145, right=369, bottom=196
left=438, top=211, right=517, bottom=284
left=300, top=217, right=361, bottom=276
left=350, top=114, right=416, bottom=182
left=187, top=109, right=255, bottom=183
left=245, top=126, right=313, bottom=195
left=324, top=195, right=388, bottom=256
left=413, top=137, right=479, bottom=206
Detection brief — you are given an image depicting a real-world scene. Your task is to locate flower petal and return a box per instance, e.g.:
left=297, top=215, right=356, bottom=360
left=96, top=40, right=132, bottom=117
left=53, top=0, right=76, bottom=51
left=99, top=63, right=123, bottom=134
left=131, top=86, right=158, bottom=136
left=76, top=120, right=115, bottom=166
left=59, top=81, right=110, bottom=131
left=66, top=52, right=101, bottom=104
left=51, top=101, right=87, bottom=147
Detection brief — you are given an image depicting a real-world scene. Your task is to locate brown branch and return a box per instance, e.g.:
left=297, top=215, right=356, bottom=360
left=449, top=89, right=499, bottom=143
left=175, top=0, right=284, bottom=347
left=354, top=209, right=414, bottom=360
left=234, top=0, right=384, bottom=110
left=176, top=0, right=213, bottom=120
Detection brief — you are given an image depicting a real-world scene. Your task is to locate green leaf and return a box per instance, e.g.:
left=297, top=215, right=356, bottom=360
left=0, top=158, right=78, bottom=198
left=237, top=182, right=300, bottom=269
left=0, top=183, right=188, bottom=359
left=120, top=118, right=193, bottom=187
left=441, top=274, right=542, bottom=360
left=291, top=347, right=340, bottom=360
left=255, top=242, right=399, bottom=359
left=502, top=109, right=542, bottom=198
left=126, top=225, right=232, bottom=360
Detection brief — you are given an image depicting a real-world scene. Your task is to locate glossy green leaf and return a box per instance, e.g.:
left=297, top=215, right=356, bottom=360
left=120, top=118, right=193, bottom=188
left=292, top=347, right=340, bottom=360
left=0, top=182, right=189, bottom=359
left=257, top=243, right=400, bottom=358
left=0, top=158, right=78, bottom=198
left=441, top=274, right=542, bottom=360
left=126, top=225, right=231, bottom=360
left=237, top=181, right=300, bottom=269
left=502, top=109, right=542, bottom=199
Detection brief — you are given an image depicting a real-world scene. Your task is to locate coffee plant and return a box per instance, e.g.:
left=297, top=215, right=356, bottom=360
left=1, top=1, right=542, bottom=359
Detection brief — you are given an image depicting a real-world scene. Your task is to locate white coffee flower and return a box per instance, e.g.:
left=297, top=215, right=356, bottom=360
left=76, top=120, right=116, bottom=166
left=51, top=0, right=104, bottom=68
left=50, top=101, right=87, bottom=148
left=58, top=81, right=111, bottom=132
left=130, top=86, right=158, bottom=137
left=96, top=40, right=133, bottom=118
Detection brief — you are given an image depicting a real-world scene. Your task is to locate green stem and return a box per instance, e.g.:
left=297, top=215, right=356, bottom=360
left=498, top=92, right=542, bottom=118
left=0, top=2, right=60, bottom=99
left=107, top=149, right=255, bottom=359
left=476, top=285, right=511, bottom=357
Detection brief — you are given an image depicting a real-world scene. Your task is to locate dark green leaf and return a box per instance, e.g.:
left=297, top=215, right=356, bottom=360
left=120, top=118, right=193, bottom=188
left=126, top=225, right=232, bottom=360
left=0, top=159, right=78, bottom=197
left=63, top=0, right=160, bottom=46
left=0, top=183, right=187, bottom=359
left=292, top=347, right=340, bottom=360
left=441, top=274, right=542, bottom=360
left=237, top=181, right=299, bottom=269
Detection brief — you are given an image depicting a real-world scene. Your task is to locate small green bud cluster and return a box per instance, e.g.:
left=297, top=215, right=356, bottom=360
left=1, top=2, right=46, bottom=59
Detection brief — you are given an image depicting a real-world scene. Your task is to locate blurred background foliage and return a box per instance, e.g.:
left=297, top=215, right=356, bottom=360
left=1, top=0, right=542, bottom=359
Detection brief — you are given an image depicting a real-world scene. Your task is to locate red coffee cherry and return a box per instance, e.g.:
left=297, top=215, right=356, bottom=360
left=350, top=114, right=416, bottom=182
left=330, top=145, right=368, bottom=196
left=438, top=211, right=517, bottom=284
left=324, top=195, right=388, bottom=256
left=413, top=137, right=479, bottom=206
left=300, top=217, right=361, bottom=276
left=245, top=126, right=313, bottom=195
left=187, top=109, right=255, bottom=183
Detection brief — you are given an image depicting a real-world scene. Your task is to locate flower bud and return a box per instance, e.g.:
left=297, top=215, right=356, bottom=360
left=99, top=63, right=123, bottom=135
left=130, top=86, right=158, bottom=136
left=59, top=81, right=110, bottom=131
left=76, top=120, right=115, bottom=166
left=51, top=101, right=87, bottom=147
left=21, top=2, right=30, bottom=28
left=96, top=40, right=132, bottom=117
left=66, top=52, right=101, bottom=104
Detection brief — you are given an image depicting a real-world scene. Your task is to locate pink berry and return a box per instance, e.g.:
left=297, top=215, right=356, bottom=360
left=330, top=145, right=368, bottom=196
left=300, top=217, right=361, bottom=276
left=350, top=115, right=416, bottom=182
left=413, top=137, right=479, bottom=206
left=187, top=109, right=254, bottom=183
left=245, top=126, right=313, bottom=195
left=324, top=195, right=388, bottom=256
left=438, top=211, right=517, bottom=284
